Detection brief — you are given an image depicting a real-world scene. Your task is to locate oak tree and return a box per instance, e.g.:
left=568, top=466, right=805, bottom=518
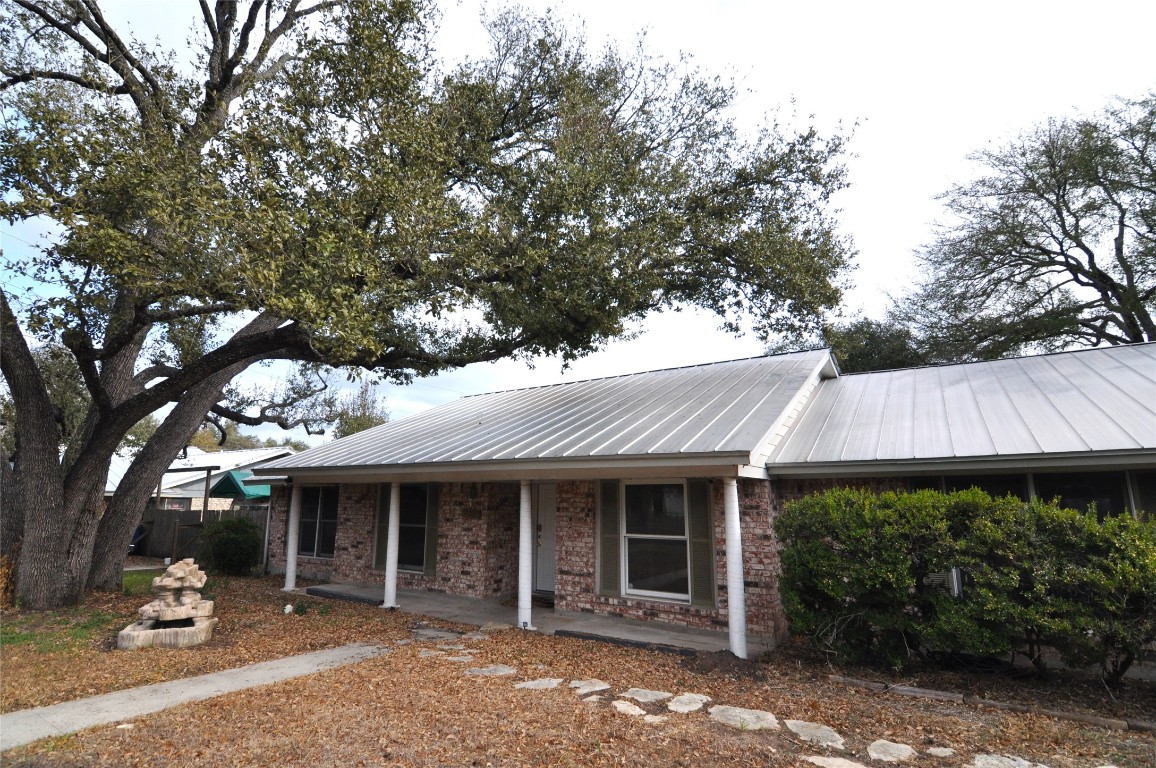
left=1, top=0, right=852, bottom=608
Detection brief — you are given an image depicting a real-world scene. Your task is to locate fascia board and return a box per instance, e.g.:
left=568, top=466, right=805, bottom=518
left=767, top=449, right=1156, bottom=478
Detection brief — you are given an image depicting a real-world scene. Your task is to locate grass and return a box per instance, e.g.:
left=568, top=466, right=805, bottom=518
left=120, top=569, right=164, bottom=598
left=0, top=608, right=119, bottom=652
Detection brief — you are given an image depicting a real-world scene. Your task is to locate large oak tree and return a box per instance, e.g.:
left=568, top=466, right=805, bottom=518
left=900, top=93, right=1155, bottom=361
left=0, top=0, right=852, bottom=609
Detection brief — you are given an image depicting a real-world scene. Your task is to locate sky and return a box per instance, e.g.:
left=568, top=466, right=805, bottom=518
left=3, top=0, right=1154, bottom=436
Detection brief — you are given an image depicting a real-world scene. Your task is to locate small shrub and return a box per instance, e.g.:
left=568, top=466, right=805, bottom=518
left=197, top=517, right=262, bottom=576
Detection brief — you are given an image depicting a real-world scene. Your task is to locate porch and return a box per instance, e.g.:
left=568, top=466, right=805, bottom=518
left=299, top=582, right=774, bottom=657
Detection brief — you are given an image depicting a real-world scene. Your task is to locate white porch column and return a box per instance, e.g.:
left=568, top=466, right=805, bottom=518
left=517, top=479, right=535, bottom=630
left=282, top=484, right=302, bottom=592
left=382, top=483, right=401, bottom=608
left=722, top=477, right=748, bottom=659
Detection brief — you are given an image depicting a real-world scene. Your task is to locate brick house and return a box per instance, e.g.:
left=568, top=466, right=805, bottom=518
left=256, top=344, right=1156, bottom=658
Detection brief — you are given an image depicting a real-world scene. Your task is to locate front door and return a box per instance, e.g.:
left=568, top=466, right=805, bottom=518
left=533, top=482, right=557, bottom=593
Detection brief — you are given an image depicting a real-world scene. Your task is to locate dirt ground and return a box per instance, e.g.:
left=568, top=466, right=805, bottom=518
left=1, top=574, right=1153, bottom=767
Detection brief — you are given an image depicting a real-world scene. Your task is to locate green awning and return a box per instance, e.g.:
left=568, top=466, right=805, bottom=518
left=210, top=470, right=270, bottom=501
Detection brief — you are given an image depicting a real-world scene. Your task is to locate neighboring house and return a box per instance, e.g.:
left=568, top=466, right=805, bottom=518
left=107, top=446, right=294, bottom=558
left=253, top=344, right=1156, bottom=658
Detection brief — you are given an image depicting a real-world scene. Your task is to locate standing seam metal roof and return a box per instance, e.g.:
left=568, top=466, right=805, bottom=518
left=259, top=350, right=832, bottom=471
left=769, top=343, right=1156, bottom=465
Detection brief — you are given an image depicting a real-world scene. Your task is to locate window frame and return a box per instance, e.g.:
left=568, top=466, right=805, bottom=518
left=298, top=485, right=338, bottom=559
left=620, top=479, right=692, bottom=602
left=374, top=484, right=434, bottom=573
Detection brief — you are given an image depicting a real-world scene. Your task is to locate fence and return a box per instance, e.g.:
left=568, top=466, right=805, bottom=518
left=137, top=506, right=269, bottom=564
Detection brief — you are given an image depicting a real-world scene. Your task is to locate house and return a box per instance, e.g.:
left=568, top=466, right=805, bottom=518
left=253, top=344, right=1156, bottom=658
left=108, top=446, right=294, bottom=559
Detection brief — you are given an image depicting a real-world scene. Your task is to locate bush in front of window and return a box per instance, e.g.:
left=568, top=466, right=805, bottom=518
left=197, top=517, right=264, bottom=576
left=778, top=488, right=1156, bottom=685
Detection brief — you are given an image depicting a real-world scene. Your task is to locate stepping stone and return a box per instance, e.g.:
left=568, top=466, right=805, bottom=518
left=465, top=664, right=517, bottom=677
left=927, top=748, right=956, bottom=758
left=393, top=639, right=413, bottom=646
left=418, top=649, right=444, bottom=657
left=621, top=687, right=672, bottom=703
left=570, top=679, right=611, bottom=696
left=438, top=644, right=468, bottom=651
left=786, top=720, right=845, bottom=749
left=971, top=757, right=1050, bottom=768
left=413, top=628, right=461, bottom=642
left=668, top=693, right=711, bottom=713
left=804, top=758, right=869, bottom=768
left=462, top=632, right=487, bottom=641
left=612, top=700, right=647, bottom=717
left=581, top=695, right=604, bottom=703
left=707, top=705, right=779, bottom=731
left=515, top=678, right=564, bottom=690
left=868, top=740, right=917, bottom=762
left=444, top=655, right=475, bottom=662
left=643, top=714, right=668, bottom=725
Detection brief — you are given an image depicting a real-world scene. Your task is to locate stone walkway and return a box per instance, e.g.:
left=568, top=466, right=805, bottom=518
left=409, top=626, right=1121, bottom=768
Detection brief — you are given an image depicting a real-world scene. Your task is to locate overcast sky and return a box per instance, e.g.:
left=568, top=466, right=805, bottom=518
left=3, top=0, right=1153, bottom=434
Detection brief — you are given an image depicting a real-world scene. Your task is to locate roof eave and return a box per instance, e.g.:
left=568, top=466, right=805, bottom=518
left=253, top=452, right=768, bottom=484
left=767, top=449, right=1156, bottom=478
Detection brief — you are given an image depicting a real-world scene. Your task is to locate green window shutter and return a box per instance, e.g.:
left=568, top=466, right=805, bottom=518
left=423, top=484, right=439, bottom=578
left=598, top=480, right=620, bottom=596
left=687, top=479, right=715, bottom=608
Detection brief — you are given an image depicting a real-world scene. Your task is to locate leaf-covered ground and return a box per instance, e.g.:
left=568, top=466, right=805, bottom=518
left=1, top=572, right=1153, bottom=767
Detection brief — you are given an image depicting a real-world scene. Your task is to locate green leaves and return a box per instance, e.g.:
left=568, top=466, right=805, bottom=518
left=778, top=487, right=1156, bottom=683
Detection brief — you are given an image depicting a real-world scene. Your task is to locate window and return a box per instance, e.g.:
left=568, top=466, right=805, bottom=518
left=622, top=483, right=690, bottom=600
left=1133, top=471, right=1156, bottom=521
left=1034, top=471, right=1129, bottom=519
left=299, top=486, right=338, bottom=558
left=374, top=484, right=437, bottom=574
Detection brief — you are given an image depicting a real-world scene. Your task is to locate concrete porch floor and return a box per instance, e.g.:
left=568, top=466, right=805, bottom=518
left=298, top=583, right=772, bottom=657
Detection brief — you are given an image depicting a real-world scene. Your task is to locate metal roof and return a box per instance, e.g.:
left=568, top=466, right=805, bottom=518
left=257, top=350, right=834, bottom=477
left=769, top=343, right=1156, bottom=472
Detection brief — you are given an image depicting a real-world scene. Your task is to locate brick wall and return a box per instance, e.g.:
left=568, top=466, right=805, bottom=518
left=554, top=478, right=789, bottom=646
left=268, top=481, right=521, bottom=599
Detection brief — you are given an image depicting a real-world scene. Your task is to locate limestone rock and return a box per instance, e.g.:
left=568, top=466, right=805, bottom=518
left=620, top=687, right=672, bottom=703
left=465, top=664, right=517, bottom=677
left=515, top=678, right=564, bottom=690
left=803, top=758, right=869, bottom=768
left=611, top=700, right=647, bottom=717
left=642, top=715, right=668, bottom=725
left=569, top=679, right=611, bottom=696
left=927, top=748, right=956, bottom=758
left=971, top=756, right=1049, bottom=768
left=707, top=705, right=779, bottom=731
left=867, top=740, right=917, bottom=762
left=667, top=693, right=711, bottom=713
left=785, top=720, right=845, bottom=749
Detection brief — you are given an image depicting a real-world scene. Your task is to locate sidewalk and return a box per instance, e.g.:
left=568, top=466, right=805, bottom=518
left=0, top=643, right=388, bottom=751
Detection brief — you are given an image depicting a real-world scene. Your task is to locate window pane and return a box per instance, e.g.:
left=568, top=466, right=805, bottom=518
left=398, top=526, right=425, bottom=571
left=626, top=539, right=689, bottom=595
left=1034, top=471, right=1129, bottom=518
left=400, top=485, right=427, bottom=525
left=319, top=487, right=339, bottom=522
left=298, top=518, right=318, bottom=557
left=1134, top=470, right=1156, bottom=520
left=625, top=484, right=685, bottom=536
left=946, top=474, right=1028, bottom=501
left=301, top=487, right=321, bottom=522
left=317, top=520, right=337, bottom=558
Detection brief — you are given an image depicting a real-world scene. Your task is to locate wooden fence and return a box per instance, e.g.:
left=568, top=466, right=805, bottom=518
left=137, top=506, right=268, bottom=563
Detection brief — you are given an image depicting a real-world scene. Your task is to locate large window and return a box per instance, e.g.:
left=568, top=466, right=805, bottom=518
left=623, top=483, right=689, bottom=600
left=374, top=484, right=436, bottom=573
left=299, top=486, right=338, bottom=559
left=1034, top=471, right=1129, bottom=519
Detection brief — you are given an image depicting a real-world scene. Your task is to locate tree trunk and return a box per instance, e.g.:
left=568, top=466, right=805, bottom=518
left=87, top=375, right=233, bottom=589
left=0, top=444, right=22, bottom=562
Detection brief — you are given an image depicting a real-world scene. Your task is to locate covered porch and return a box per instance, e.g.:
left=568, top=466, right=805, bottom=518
left=296, top=582, right=775, bottom=656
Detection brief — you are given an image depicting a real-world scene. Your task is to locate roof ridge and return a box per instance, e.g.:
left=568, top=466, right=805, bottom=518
left=461, top=349, right=828, bottom=400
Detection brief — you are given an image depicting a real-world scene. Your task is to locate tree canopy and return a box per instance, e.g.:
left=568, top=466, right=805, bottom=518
left=0, top=0, right=852, bottom=609
left=898, top=92, right=1156, bottom=361
left=332, top=380, right=390, bottom=439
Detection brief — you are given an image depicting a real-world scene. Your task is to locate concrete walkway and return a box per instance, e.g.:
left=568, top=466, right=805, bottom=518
left=0, top=643, right=387, bottom=751
left=303, top=583, right=774, bottom=656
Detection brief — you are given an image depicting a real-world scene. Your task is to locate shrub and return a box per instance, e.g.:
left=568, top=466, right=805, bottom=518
left=777, top=487, right=1156, bottom=684
left=197, top=517, right=263, bottom=576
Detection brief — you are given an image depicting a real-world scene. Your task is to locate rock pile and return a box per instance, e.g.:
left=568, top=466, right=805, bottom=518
left=117, top=559, right=218, bottom=650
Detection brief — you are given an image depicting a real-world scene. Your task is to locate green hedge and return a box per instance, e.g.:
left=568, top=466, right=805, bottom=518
left=777, top=488, right=1156, bottom=684
left=197, top=517, right=263, bottom=576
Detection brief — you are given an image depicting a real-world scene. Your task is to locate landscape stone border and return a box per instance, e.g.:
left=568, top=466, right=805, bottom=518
left=828, top=675, right=1156, bottom=733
